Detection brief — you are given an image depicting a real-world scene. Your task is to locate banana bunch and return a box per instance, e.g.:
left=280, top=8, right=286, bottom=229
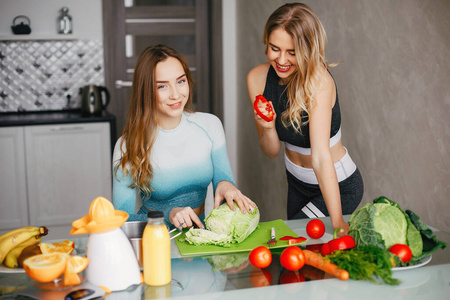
left=0, top=226, right=48, bottom=268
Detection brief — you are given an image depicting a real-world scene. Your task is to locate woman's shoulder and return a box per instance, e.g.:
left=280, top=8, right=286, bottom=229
left=247, top=63, right=271, bottom=99
left=247, top=62, right=270, bottom=83
left=113, top=136, right=125, bottom=152
left=318, top=67, right=336, bottom=93
left=185, top=111, right=223, bottom=128
left=112, top=136, right=126, bottom=165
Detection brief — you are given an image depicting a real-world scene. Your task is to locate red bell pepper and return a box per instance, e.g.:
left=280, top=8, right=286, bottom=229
left=321, top=228, right=356, bottom=256
left=288, top=237, right=307, bottom=245
left=280, top=235, right=307, bottom=245
left=253, top=94, right=274, bottom=122
left=280, top=236, right=298, bottom=241
left=321, top=243, right=331, bottom=256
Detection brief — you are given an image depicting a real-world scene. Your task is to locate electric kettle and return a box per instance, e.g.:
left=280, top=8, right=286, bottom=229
left=80, top=85, right=110, bottom=116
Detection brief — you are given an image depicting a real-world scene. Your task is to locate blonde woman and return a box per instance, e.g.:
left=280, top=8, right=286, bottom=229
left=247, top=3, right=363, bottom=235
left=114, top=45, right=255, bottom=230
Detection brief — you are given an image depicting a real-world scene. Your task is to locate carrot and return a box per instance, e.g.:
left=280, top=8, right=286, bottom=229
left=303, top=249, right=349, bottom=281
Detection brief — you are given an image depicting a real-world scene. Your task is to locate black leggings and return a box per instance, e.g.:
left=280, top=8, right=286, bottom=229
left=286, top=168, right=364, bottom=220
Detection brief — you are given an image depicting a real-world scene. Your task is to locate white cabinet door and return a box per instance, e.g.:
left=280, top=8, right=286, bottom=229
left=24, top=123, right=112, bottom=226
left=0, top=127, right=29, bottom=230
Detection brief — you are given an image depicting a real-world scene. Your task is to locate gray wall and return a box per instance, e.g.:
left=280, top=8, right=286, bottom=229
left=235, top=0, right=450, bottom=232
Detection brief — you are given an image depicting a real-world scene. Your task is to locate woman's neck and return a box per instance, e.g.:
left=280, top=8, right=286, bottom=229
left=158, top=113, right=183, bottom=130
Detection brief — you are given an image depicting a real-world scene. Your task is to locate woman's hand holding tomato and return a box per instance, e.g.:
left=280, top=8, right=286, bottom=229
left=306, top=219, right=325, bottom=239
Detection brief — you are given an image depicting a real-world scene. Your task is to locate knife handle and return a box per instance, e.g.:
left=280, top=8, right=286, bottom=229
left=271, top=227, right=275, bottom=239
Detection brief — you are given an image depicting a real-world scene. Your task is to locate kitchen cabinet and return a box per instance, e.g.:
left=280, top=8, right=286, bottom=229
left=0, top=127, right=28, bottom=229
left=0, top=122, right=112, bottom=234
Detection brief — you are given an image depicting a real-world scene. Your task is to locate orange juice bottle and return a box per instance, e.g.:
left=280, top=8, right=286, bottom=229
left=142, top=211, right=171, bottom=286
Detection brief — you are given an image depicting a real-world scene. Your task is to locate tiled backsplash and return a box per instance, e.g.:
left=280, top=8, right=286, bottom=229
left=0, top=39, right=104, bottom=112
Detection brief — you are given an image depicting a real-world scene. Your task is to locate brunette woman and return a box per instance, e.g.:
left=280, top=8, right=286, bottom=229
left=114, top=45, right=255, bottom=229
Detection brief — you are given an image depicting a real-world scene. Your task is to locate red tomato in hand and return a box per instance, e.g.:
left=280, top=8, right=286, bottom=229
left=389, top=244, right=412, bottom=263
left=280, top=246, right=306, bottom=271
left=249, top=246, right=272, bottom=269
left=306, top=219, right=326, bottom=239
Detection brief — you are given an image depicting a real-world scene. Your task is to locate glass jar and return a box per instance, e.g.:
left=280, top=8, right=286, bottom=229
left=58, top=7, right=72, bottom=34
left=142, top=211, right=171, bottom=286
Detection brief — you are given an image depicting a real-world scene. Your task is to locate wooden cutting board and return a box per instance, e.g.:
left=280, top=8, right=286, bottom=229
left=175, top=219, right=302, bottom=256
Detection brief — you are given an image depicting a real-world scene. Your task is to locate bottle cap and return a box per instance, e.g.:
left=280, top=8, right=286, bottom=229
left=148, top=211, right=164, bottom=218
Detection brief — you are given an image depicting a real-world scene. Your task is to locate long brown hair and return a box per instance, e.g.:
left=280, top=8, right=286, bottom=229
left=263, top=3, right=335, bottom=132
left=115, top=44, right=194, bottom=195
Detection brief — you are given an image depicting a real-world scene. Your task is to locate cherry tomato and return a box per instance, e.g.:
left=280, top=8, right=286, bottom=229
left=389, top=244, right=412, bottom=263
left=249, top=246, right=272, bottom=269
left=306, top=219, right=326, bottom=239
left=280, top=246, right=306, bottom=271
left=249, top=268, right=272, bottom=287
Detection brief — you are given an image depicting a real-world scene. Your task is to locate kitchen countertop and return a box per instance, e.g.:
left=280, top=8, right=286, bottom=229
left=0, top=216, right=449, bottom=300
left=0, top=110, right=116, bottom=127
left=0, top=110, right=117, bottom=154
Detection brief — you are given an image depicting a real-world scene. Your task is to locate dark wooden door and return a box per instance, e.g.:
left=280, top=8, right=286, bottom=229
left=102, top=0, right=221, bottom=138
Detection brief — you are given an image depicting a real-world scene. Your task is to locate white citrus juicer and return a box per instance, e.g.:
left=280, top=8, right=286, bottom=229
left=71, top=197, right=142, bottom=291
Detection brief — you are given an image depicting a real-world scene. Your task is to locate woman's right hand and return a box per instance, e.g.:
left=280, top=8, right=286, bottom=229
left=331, top=218, right=349, bottom=237
left=252, top=99, right=281, bottom=159
left=169, top=207, right=204, bottom=230
left=253, top=100, right=276, bottom=129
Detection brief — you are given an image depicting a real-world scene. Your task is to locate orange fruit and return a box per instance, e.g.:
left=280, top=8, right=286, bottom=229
left=64, top=271, right=81, bottom=286
left=23, top=253, right=68, bottom=283
left=66, top=256, right=89, bottom=273
left=40, top=240, right=75, bottom=255
left=62, top=240, right=75, bottom=248
left=63, top=256, right=89, bottom=286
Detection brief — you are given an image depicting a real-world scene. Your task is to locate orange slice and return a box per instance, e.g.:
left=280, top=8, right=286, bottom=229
left=62, top=240, right=75, bottom=248
left=63, top=256, right=89, bottom=286
left=23, top=253, right=68, bottom=283
left=40, top=240, right=75, bottom=255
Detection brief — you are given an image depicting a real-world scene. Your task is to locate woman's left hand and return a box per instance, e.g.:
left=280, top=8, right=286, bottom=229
left=214, top=181, right=256, bottom=213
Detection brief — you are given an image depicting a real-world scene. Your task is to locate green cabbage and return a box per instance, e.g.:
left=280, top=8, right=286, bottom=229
left=348, top=196, right=446, bottom=263
left=183, top=202, right=260, bottom=247
left=183, top=228, right=232, bottom=246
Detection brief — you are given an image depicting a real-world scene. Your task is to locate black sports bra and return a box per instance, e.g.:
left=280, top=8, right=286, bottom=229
left=262, top=65, right=341, bottom=152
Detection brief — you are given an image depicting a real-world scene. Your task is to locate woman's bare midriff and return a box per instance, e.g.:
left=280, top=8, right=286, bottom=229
left=285, top=140, right=346, bottom=168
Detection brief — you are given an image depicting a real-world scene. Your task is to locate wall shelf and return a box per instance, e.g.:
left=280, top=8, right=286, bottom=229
left=0, top=34, right=79, bottom=41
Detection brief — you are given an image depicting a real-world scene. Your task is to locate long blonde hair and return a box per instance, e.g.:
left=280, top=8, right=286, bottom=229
left=115, top=45, right=194, bottom=195
left=263, top=3, right=334, bottom=132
